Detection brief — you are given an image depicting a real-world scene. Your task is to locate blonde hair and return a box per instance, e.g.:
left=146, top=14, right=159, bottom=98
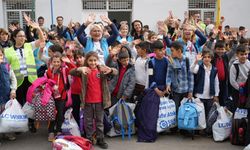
left=89, top=24, right=103, bottom=32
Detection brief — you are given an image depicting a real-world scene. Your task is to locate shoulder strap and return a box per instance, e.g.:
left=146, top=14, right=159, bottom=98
left=186, top=57, right=190, bottom=73
left=234, top=64, right=239, bottom=80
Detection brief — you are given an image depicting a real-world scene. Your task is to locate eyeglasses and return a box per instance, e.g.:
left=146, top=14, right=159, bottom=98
left=16, top=35, right=26, bottom=38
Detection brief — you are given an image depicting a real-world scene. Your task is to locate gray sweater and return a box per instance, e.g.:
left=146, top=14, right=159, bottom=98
left=229, top=59, right=250, bottom=90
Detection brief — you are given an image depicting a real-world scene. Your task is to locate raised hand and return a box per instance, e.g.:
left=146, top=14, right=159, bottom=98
left=23, top=12, right=32, bottom=25
left=78, top=67, right=91, bottom=75
left=29, top=21, right=40, bottom=29
left=61, top=56, right=71, bottom=63
left=184, top=11, right=189, bottom=20
left=100, top=15, right=112, bottom=25
left=85, top=13, right=96, bottom=25
left=9, top=24, right=17, bottom=32
left=99, top=65, right=112, bottom=74
left=196, top=53, right=203, bottom=62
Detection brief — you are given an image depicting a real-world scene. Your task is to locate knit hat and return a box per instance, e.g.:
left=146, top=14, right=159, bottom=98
left=118, top=49, right=129, bottom=60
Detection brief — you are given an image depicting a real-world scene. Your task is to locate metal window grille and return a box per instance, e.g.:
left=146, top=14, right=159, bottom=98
left=82, top=0, right=106, bottom=10
left=6, top=0, right=33, bottom=9
left=109, top=0, right=132, bottom=10
left=203, top=11, right=215, bottom=21
left=4, top=0, right=34, bottom=28
left=189, top=0, right=216, bottom=9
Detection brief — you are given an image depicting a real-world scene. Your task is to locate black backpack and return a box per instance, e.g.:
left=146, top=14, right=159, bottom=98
left=230, top=118, right=248, bottom=146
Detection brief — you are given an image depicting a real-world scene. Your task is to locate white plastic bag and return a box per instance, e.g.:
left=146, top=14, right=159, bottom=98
left=212, top=107, right=233, bottom=141
left=61, top=108, right=81, bottom=136
left=22, top=102, right=35, bottom=119
left=53, top=139, right=82, bottom=150
left=0, top=99, right=28, bottom=133
left=157, top=96, right=176, bottom=132
left=244, top=144, right=250, bottom=150
left=234, top=108, right=248, bottom=119
left=181, top=98, right=206, bottom=130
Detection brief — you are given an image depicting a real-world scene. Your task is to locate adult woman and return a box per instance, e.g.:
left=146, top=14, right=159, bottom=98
left=4, top=19, right=45, bottom=132
left=131, top=20, right=144, bottom=41
left=76, top=14, right=119, bottom=65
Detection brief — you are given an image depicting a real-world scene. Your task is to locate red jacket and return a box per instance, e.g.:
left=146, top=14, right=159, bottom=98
left=46, top=62, right=76, bottom=100
left=71, top=64, right=82, bottom=94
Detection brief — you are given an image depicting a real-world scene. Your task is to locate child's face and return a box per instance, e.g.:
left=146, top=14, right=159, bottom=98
left=237, top=51, right=248, bottom=64
left=0, top=33, right=8, bottom=42
left=154, top=48, right=165, bottom=59
left=51, top=57, right=62, bottom=70
left=87, top=56, right=98, bottom=69
left=170, top=47, right=181, bottom=58
left=215, top=47, right=225, bottom=57
left=136, top=47, right=146, bottom=57
left=0, top=50, right=4, bottom=63
left=75, top=55, right=85, bottom=66
left=149, top=35, right=158, bottom=43
left=119, top=57, right=129, bottom=67
left=202, top=54, right=212, bottom=66
left=48, top=48, right=54, bottom=57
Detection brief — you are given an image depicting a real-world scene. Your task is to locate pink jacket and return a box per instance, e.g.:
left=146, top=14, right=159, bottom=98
left=26, top=76, right=56, bottom=106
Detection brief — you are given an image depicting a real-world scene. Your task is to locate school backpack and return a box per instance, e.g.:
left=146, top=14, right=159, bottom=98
left=234, top=64, right=248, bottom=108
left=230, top=118, right=248, bottom=146
left=111, top=99, right=135, bottom=140
left=178, top=100, right=198, bottom=130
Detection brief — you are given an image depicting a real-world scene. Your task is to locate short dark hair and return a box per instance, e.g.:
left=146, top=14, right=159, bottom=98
left=49, top=44, right=63, bottom=53
left=136, top=41, right=150, bottom=51
left=51, top=51, right=62, bottom=60
left=38, top=16, right=44, bottom=21
left=215, top=40, right=225, bottom=49
left=73, top=50, right=85, bottom=60
left=239, top=38, right=248, bottom=45
left=11, top=20, right=19, bottom=26
left=170, top=41, right=183, bottom=51
left=202, top=47, right=214, bottom=59
left=224, top=25, right=230, bottom=29
left=236, top=44, right=248, bottom=54
left=239, top=26, right=245, bottom=31
left=56, top=16, right=63, bottom=20
left=151, top=40, right=164, bottom=50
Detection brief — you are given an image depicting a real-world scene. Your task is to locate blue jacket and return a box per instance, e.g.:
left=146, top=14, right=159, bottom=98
left=116, top=35, right=133, bottom=43
left=0, top=62, right=10, bottom=104
left=84, top=37, right=109, bottom=62
left=194, top=64, right=218, bottom=96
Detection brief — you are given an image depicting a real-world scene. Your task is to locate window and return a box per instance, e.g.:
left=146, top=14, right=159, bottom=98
left=188, top=0, right=216, bottom=22
left=82, top=0, right=133, bottom=10
left=4, top=0, right=35, bottom=28
left=82, top=0, right=106, bottom=10
left=109, top=0, right=132, bottom=10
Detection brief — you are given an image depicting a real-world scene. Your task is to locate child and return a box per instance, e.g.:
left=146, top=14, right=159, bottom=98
left=166, top=41, right=194, bottom=113
left=71, top=50, right=85, bottom=126
left=70, top=51, right=117, bottom=149
left=190, top=48, right=219, bottom=119
left=230, top=44, right=250, bottom=113
left=46, top=52, right=75, bottom=141
left=132, top=41, right=150, bottom=101
left=0, top=47, right=17, bottom=141
left=109, top=46, right=136, bottom=105
left=148, top=40, right=169, bottom=97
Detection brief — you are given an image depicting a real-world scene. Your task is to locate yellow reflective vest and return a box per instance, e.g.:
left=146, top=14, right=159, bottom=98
left=5, top=43, right=37, bottom=87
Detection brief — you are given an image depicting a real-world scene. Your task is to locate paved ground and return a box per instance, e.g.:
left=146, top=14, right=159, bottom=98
left=0, top=124, right=244, bottom=150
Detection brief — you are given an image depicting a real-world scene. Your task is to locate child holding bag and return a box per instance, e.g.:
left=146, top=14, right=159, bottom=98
left=0, top=47, right=17, bottom=141
left=70, top=51, right=117, bottom=149
left=46, top=52, right=75, bottom=141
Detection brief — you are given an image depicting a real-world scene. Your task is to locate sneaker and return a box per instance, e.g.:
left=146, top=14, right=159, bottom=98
left=5, top=134, right=16, bottom=141
left=96, top=138, right=108, bottom=149
left=48, top=133, right=55, bottom=142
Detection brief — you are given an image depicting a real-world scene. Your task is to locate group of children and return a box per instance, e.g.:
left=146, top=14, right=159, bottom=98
left=0, top=11, right=250, bottom=149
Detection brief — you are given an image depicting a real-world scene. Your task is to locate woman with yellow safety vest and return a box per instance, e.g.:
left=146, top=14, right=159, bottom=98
left=4, top=19, right=45, bottom=133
